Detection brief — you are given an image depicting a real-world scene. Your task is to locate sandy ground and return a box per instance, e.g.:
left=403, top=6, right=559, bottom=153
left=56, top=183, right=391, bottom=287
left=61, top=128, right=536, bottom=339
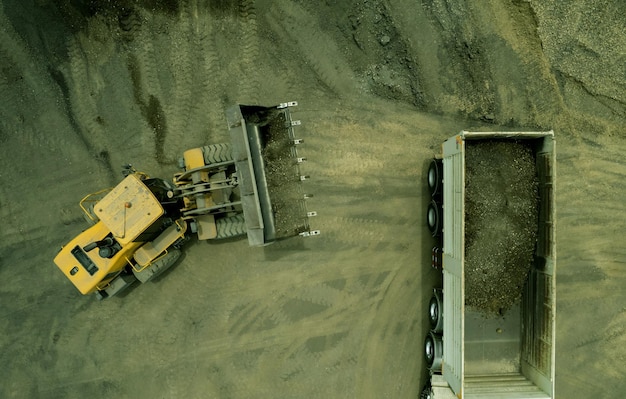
left=1, top=0, right=625, bottom=398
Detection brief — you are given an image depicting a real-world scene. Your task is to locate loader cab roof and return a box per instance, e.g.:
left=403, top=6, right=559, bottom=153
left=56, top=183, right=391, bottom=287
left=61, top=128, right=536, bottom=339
left=94, top=174, right=164, bottom=245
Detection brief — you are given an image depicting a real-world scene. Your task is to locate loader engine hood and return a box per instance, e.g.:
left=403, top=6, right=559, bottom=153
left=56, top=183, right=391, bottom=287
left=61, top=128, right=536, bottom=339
left=94, top=174, right=165, bottom=245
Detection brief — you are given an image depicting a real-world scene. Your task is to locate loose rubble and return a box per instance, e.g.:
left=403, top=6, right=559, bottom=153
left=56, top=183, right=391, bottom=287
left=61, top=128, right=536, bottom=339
left=464, top=140, right=539, bottom=315
left=262, top=112, right=309, bottom=239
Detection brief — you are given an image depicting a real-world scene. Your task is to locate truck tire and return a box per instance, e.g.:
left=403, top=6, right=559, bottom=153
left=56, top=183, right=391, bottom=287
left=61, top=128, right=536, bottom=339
left=215, top=214, right=247, bottom=239
left=429, top=290, right=443, bottom=333
left=427, top=200, right=443, bottom=237
left=425, top=331, right=443, bottom=372
left=428, top=159, right=443, bottom=198
left=420, top=385, right=433, bottom=399
left=203, top=143, right=233, bottom=165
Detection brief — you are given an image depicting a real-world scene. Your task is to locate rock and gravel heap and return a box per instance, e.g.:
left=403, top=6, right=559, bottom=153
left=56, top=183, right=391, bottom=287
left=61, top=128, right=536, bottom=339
left=465, top=140, right=538, bottom=315
left=261, top=112, right=309, bottom=239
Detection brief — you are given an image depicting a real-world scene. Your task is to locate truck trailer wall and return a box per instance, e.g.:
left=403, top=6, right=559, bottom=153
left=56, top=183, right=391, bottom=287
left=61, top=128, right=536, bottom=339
left=441, top=135, right=465, bottom=396
left=520, top=134, right=556, bottom=396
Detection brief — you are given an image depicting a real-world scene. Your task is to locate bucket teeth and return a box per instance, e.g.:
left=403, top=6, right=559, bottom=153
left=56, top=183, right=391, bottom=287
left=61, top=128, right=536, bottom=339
left=299, top=230, right=321, bottom=237
left=277, top=101, right=298, bottom=109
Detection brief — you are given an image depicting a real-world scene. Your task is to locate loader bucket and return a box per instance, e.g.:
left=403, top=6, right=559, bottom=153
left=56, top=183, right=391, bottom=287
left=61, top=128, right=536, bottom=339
left=227, top=104, right=311, bottom=246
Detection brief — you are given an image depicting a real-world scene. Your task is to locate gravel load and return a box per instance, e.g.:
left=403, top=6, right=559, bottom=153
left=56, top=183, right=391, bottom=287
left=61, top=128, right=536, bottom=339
left=261, top=111, right=309, bottom=239
left=464, top=140, right=539, bottom=315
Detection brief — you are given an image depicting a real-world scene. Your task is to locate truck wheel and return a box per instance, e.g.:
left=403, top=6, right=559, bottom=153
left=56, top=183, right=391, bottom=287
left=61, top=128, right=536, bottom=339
left=425, top=331, right=443, bottom=372
left=427, top=200, right=443, bottom=237
left=203, top=143, right=233, bottom=165
left=429, top=290, right=443, bottom=333
left=215, top=214, right=246, bottom=239
left=427, top=159, right=442, bottom=197
left=420, top=385, right=433, bottom=399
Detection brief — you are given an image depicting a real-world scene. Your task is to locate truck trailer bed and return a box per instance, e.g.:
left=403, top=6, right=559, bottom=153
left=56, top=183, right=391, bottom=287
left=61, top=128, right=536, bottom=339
left=440, top=131, right=556, bottom=399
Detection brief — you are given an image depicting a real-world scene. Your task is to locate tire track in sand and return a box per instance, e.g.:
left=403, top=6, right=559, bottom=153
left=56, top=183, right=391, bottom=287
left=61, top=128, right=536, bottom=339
left=266, top=1, right=357, bottom=96
left=238, top=0, right=260, bottom=103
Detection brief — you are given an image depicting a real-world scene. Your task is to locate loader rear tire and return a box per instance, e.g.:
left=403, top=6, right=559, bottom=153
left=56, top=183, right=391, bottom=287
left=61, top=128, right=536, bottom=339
left=133, top=249, right=182, bottom=283
left=203, top=143, right=233, bottom=165
left=215, top=214, right=247, bottom=239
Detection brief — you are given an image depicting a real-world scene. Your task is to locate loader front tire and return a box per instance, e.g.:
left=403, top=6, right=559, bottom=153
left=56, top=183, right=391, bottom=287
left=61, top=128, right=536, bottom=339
left=203, top=143, right=233, bottom=165
left=215, top=214, right=247, bottom=239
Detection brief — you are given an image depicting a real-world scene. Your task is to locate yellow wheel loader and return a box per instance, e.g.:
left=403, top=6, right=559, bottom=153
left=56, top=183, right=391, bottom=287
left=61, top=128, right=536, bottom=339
left=54, top=103, right=319, bottom=299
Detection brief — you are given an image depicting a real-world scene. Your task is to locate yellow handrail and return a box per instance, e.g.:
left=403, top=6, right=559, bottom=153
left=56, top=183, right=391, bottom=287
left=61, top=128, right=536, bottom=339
left=131, top=248, right=169, bottom=273
left=78, top=172, right=150, bottom=223
left=79, top=188, right=113, bottom=222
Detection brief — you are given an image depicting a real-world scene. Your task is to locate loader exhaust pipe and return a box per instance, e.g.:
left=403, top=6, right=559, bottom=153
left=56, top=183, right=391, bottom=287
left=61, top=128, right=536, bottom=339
left=83, top=236, right=120, bottom=259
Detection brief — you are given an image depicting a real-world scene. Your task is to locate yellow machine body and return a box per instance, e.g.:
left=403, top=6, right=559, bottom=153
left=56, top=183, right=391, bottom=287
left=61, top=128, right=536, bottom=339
left=53, top=221, right=142, bottom=294
left=53, top=103, right=317, bottom=298
left=54, top=174, right=166, bottom=295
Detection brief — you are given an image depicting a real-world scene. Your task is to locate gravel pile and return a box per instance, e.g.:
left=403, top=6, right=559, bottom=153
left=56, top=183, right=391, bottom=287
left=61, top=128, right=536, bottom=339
left=261, top=112, right=309, bottom=239
left=465, top=140, right=538, bottom=315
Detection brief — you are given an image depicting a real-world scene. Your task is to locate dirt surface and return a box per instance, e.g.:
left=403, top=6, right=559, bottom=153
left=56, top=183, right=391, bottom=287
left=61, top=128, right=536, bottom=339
left=465, top=141, right=538, bottom=315
left=1, top=1, right=626, bottom=398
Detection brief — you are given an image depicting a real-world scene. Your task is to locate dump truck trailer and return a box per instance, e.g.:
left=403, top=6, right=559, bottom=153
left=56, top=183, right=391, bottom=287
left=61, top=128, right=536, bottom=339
left=54, top=102, right=318, bottom=299
left=422, top=131, right=556, bottom=399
